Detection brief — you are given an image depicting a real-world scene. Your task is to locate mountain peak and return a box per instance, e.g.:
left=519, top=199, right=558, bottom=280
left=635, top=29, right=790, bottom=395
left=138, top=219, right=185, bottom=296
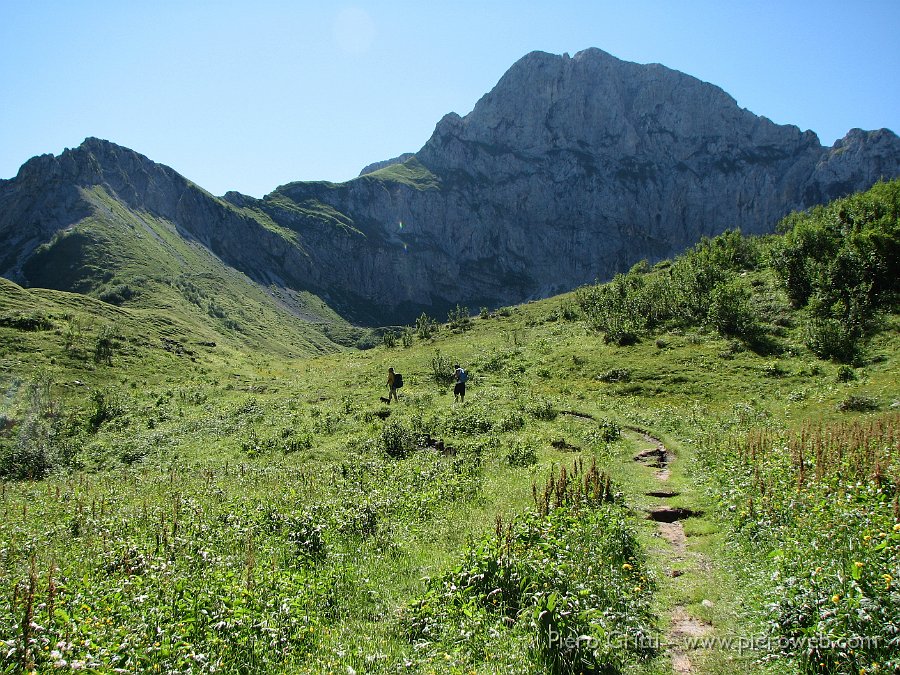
left=3, top=47, right=899, bottom=325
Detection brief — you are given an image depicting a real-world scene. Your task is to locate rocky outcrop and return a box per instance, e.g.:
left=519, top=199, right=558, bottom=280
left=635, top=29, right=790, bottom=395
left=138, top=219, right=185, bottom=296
left=2, top=49, right=898, bottom=324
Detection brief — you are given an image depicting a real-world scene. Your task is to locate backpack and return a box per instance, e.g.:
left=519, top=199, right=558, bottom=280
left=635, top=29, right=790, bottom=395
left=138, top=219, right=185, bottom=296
left=458, top=368, right=468, bottom=383
left=394, top=373, right=403, bottom=388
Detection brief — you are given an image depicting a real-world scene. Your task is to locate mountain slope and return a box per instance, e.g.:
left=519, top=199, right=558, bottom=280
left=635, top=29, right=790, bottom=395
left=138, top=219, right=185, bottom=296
left=0, top=140, right=361, bottom=354
left=2, top=48, right=899, bottom=326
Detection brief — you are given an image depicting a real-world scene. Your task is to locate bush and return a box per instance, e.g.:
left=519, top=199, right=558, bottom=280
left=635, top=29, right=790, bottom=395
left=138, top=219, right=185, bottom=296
left=0, top=416, right=55, bottom=479
left=0, top=312, right=53, bottom=331
left=804, top=317, right=861, bottom=363
left=505, top=440, right=537, bottom=467
left=447, top=304, right=471, bottom=331
left=598, top=368, right=630, bottom=383
left=286, top=513, right=327, bottom=563
left=0, top=376, right=66, bottom=479
left=595, top=418, right=621, bottom=442
left=836, top=395, right=878, bottom=412
left=430, top=349, right=453, bottom=384
left=416, top=313, right=438, bottom=339
left=772, top=180, right=900, bottom=360
left=98, top=284, right=136, bottom=305
left=93, top=324, right=118, bottom=365
left=446, top=405, right=494, bottom=434
left=381, top=420, right=413, bottom=458
left=520, top=397, right=557, bottom=421
left=707, top=279, right=760, bottom=340
left=86, top=389, right=125, bottom=432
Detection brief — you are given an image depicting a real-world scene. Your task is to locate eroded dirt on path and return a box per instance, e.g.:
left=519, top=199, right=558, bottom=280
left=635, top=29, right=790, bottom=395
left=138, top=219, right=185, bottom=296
left=631, top=429, right=713, bottom=674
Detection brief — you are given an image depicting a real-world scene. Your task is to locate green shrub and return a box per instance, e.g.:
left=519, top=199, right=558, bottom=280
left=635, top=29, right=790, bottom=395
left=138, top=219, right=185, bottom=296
left=804, top=316, right=861, bottom=363
left=520, top=396, right=557, bottom=421
left=707, top=279, right=760, bottom=340
left=86, top=389, right=124, bottom=432
left=447, top=304, right=471, bottom=331
left=0, top=312, right=53, bottom=331
left=93, top=324, right=118, bottom=364
left=415, top=312, right=438, bottom=339
left=836, top=395, right=878, bottom=412
left=405, top=503, right=653, bottom=673
left=429, top=349, right=453, bottom=384
left=505, top=440, right=537, bottom=467
left=598, top=368, right=630, bottom=383
left=380, top=419, right=413, bottom=458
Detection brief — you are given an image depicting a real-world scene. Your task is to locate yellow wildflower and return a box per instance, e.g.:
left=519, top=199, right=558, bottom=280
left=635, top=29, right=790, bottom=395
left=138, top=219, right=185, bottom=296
left=832, top=594, right=840, bottom=603
left=622, top=563, right=632, bottom=571
left=854, top=561, right=864, bottom=569
left=884, top=574, right=893, bottom=589
left=893, top=523, right=900, bottom=532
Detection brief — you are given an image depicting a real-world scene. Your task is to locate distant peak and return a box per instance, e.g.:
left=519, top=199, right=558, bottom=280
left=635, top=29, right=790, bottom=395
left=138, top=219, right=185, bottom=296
left=572, top=47, right=617, bottom=61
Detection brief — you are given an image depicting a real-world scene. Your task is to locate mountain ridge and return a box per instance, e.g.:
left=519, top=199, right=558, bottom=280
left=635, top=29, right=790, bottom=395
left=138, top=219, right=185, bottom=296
left=2, top=48, right=899, bottom=325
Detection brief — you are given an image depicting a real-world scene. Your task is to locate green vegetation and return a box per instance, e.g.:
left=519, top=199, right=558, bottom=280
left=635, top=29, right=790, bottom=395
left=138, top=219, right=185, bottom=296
left=18, top=185, right=359, bottom=357
left=0, top=180, right=898, bottom=673
left=361, top=157, right=441, bottom=191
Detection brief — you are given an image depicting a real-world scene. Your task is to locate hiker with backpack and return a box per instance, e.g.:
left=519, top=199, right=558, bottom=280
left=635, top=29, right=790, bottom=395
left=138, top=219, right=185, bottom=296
left=453, top=363, right=467, bottom=403
left=386, top=367, right=401, bottom=404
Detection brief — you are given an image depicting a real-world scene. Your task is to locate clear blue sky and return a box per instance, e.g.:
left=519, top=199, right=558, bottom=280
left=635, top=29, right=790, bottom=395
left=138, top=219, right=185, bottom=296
left=1, top=1, right=898, bottom=197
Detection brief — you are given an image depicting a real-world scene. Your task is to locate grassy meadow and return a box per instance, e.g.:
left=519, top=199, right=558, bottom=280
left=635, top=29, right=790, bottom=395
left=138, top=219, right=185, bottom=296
left=0, top=181, right=898, bottom=674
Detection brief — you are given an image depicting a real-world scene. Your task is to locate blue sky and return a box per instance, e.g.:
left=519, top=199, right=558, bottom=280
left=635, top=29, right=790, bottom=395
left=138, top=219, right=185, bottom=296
left=1, top=1, right=898, bottom=197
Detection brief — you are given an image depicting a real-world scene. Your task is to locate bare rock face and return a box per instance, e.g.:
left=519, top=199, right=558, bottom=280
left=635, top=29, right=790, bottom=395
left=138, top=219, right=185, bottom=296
left=261, top=49, right=899, bottom=320
left=2, top=49, right=898, bottom=324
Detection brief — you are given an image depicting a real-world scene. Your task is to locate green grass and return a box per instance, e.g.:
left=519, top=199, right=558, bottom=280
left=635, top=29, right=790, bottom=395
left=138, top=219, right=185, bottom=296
left=360, top=157, right=441, bottom=191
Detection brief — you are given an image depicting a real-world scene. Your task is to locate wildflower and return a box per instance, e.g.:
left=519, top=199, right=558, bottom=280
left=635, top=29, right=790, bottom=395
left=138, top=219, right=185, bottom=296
left=832, top=594, right=840, bottom=603
left=863, top=535, right=872, bottom=542
left=633, top=586, right=641, bottom=593
left=854, top=561, right=864, bottom=570
left=622, top=563, right=632, bottom=571
left=894, top=523, right=900, bottom=532
left=884, top=574, right=892, bottom=589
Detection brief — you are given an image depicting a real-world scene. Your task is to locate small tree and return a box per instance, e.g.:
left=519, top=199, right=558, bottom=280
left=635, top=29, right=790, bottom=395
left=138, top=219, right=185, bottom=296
left=93, top=324, right=117, bottom=365
left=416, top=313, right=438, bottom=339
left=447, top=304, right=471, bottom=331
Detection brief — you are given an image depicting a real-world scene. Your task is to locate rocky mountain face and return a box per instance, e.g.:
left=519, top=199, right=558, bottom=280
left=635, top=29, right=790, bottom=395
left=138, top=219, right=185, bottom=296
left=2, top=48, right=899, bottom=325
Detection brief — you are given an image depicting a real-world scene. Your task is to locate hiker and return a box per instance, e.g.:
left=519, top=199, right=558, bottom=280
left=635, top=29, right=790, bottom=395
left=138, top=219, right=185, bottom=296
left=387, top=367, right=399, bottom=404
left=453, top=363, right=467, bottom=403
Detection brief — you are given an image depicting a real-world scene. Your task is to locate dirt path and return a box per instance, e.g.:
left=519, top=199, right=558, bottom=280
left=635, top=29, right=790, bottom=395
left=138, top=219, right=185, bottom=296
left=632, top=430, right=713, bottom=674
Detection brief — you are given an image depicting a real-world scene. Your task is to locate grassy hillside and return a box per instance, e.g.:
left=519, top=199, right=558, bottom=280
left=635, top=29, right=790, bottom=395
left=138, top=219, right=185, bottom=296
left=0, top=181, right=897, bottom=674
left=18, top=185, right=365, bottom=356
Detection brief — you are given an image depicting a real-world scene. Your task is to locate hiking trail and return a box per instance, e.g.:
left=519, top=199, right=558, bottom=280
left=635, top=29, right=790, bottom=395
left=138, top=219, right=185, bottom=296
left=630, top=428, right=715, bottom=674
